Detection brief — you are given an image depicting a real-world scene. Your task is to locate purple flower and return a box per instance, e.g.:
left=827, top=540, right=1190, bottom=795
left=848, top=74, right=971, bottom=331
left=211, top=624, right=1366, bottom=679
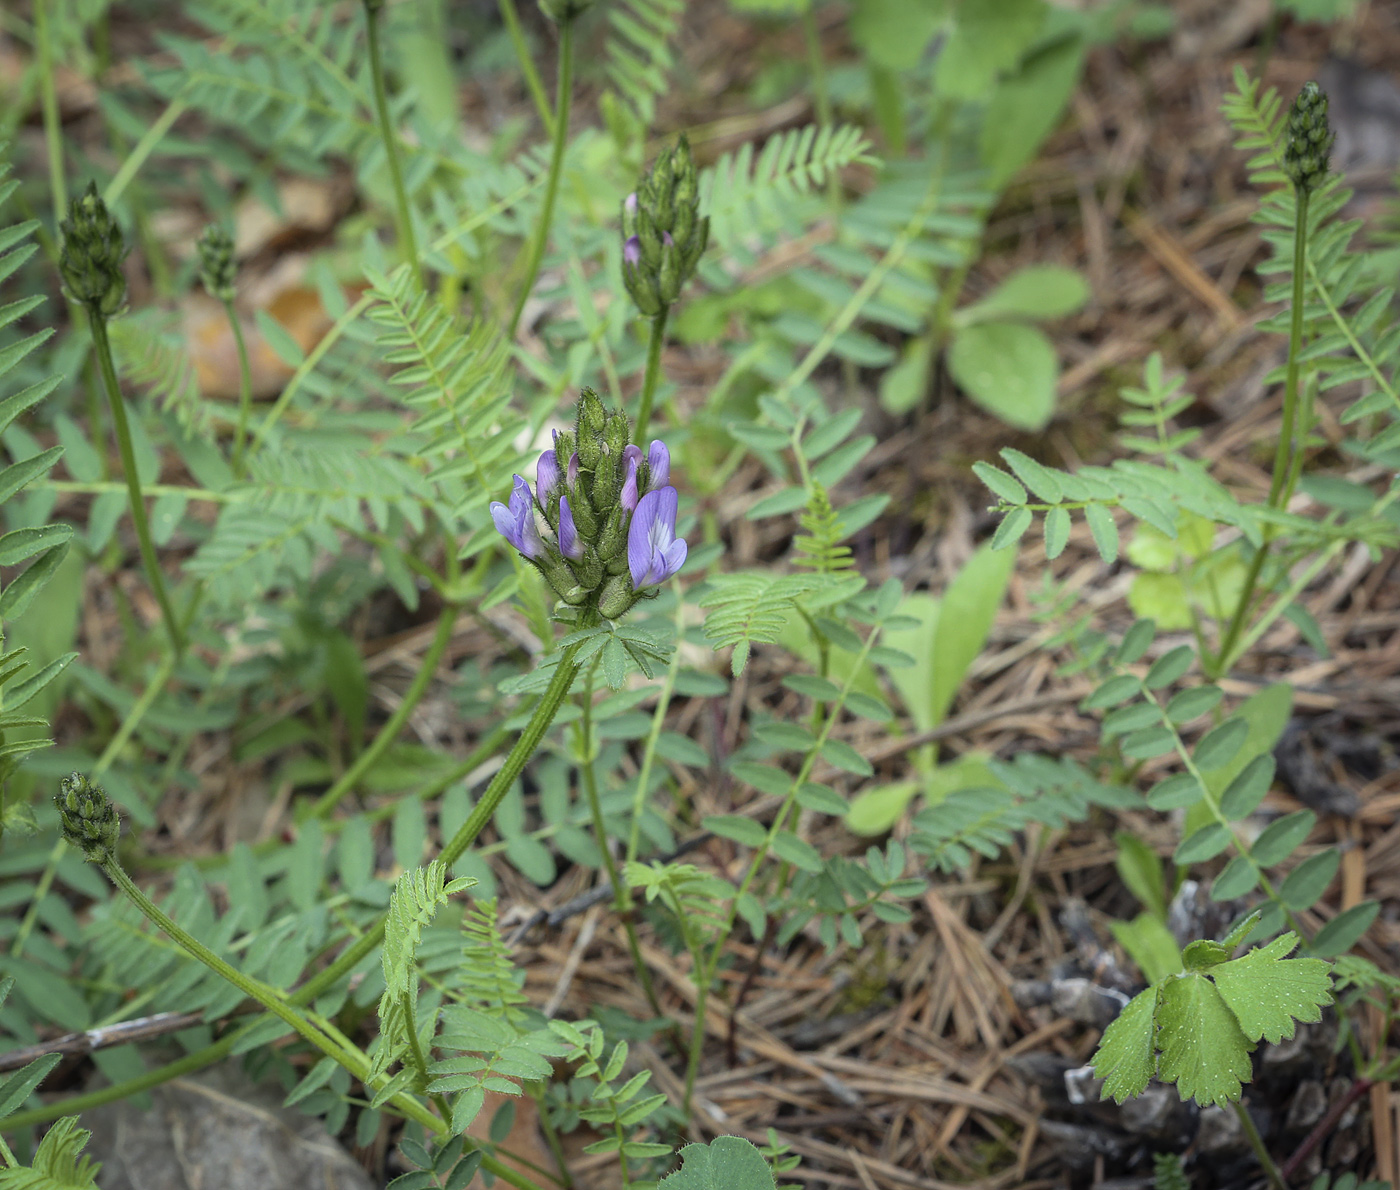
left=628, top=486, right=687, bottom=588
left=620, top=445, right=643, bottom=512
left=491, top=475, right=544, bottom=560
left=624, top=236, right=642, bottom=268
left=558, top=496, right=583, bottom=559
left=567, top=452, right=580, bottom=486
left=645, top=440, right=670, bottom=489
left=625, top=192, right=638, bottom=216
left=537, top=450, right=560, bottom=500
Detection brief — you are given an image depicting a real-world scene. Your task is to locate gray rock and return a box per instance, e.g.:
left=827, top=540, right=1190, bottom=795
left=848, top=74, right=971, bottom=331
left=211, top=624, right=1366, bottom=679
left=83, top=1061, right=374, bottom=1190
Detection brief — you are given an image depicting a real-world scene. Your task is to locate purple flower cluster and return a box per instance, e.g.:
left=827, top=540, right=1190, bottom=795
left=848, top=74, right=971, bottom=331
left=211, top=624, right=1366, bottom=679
left=490, top=399, right=686, bottom=619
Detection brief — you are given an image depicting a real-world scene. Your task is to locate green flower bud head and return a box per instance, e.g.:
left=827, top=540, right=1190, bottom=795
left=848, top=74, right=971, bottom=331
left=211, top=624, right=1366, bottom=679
left=621, top=134, right=709, bottom=318
left=55, top=772, right=121, bottom=862
left=1284, top=81, right=1335, bottom=193
left=539, top=0, right=594, bottom=21
left=197, top=224, right=238, bottom=303
left=490, top=390, right=687, bottom=620
left=59, top=182, right=129, bottom=316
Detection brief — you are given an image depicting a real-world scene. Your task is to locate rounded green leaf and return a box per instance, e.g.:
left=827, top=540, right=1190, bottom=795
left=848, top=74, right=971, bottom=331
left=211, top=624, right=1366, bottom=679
left=948, top=321, right=1058, bottom=430
left=1219, top=755, right=1276, bottom=820
left=1165, top=685, right=1223, bottom=724
left=1147, top=772, right=1203, bottom=810
left=1194, top=718, right=1248, bottom=771
left=959, top=265, right=1090, bottom=324
left=1174, top=824, right=1231, bottom=865
left=1250, top=810, right=1316, bottom=868
left=1279, top=848, right=1340, bottom=911
left=1311, top=901, right=1379, bottom=957
left=1211, top=855, right=1259, bottom=901
left=1145, top=645, right=1195, bottom=689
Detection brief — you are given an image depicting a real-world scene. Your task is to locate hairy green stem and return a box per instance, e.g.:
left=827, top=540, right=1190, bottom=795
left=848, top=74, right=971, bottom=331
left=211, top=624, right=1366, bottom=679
left=633, top=307, right=669, bottom=446
left=440, top=643, right=581, bottom=869
left=508, top=17, right=573, bottom=337
left=303, top=602, right=458, bottom=821
left=1234, top=1099, right=1289, bottom=1190
left=1213, top=186, right=1310, bottom=678
left=89, top=317, right=185, bottom=656
left=401, top=991, right=452, bottom=1122
left=105, top=96, right=188, bottom=207
left=498, top=0, right=554, bottom=134
left=364, top=0, right=423, bottom=290
left=32, top=0, right=65, bottom=225
left=223, top=297, right=255, bottom=477
left=99, top=856, right=369, bottom=1080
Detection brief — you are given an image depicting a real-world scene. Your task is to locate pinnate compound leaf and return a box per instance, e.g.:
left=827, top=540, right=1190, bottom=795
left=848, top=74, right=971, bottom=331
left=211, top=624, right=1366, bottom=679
left=1092, top=986, right=1156, bottom=1103
left=1154, top=973, right=1253, bottom=1108
left=1208, top=933, right=1332, bottom=1044
left=658, top=1137, right=775, bottom=1190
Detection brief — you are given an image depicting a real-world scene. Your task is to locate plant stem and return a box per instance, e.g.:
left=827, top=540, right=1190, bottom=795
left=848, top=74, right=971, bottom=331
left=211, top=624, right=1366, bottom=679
left=1233, top=1099, right=1289, bottom=1190
left=401, top=991, right=452, bottom=1122
left=99, top=857, right=365, bottom=1077
left=508, top=16, right=573, bottom=338
left=440, top=643, right=581, bottom=870
left=364, top=0, right=423, bottom=290
left=1213, top=185, right=1310, bottom=678
left=633, top=307, right=669, bottom=446
left=303, top=602, right=458, bottom=820
left=32, top=0, right=66, bottom=226
left=498, top=0, right=554, bottom=134
left=89, top=316, right=185, bottom=656
left=286, top=642, right=586, bottom=1001
left=222, top=297, right=255, bottom=477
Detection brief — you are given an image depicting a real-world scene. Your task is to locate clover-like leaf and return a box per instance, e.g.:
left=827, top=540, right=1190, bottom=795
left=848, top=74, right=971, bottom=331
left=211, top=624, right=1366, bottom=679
left=659, top=1137, right=776, bottom=1190
left=1092, top=985, right=1157, bottom=1103
left=1209, top=932, right=1333, bottom=1044
left=1154, top=973, right=1253, bottom=1108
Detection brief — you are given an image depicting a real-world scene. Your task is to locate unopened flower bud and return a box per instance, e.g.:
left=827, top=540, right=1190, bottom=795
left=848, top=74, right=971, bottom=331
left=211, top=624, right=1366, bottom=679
left=59, top=182, right=129, bottom=317
left=55, top=772, right=121, bottom=863
left=621, top=134, right=709, bottom=319
left=1284, top=81, right=1334, bottom=192
left=197, top=224, right=238, bottom=302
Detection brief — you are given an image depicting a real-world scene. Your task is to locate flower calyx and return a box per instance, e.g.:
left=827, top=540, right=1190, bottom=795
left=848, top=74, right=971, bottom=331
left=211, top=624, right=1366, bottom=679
left=621, top=134, right=709, bottom=317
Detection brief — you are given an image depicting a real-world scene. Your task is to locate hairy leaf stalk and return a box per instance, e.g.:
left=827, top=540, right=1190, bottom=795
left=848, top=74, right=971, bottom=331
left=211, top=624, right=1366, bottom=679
left=509, top=17, right=574, bottom=336
left=90, top=317, right=185, bottom=656
left=364, top=0, right=423, bottom=290
left=633, top=306, right=668, bottom=446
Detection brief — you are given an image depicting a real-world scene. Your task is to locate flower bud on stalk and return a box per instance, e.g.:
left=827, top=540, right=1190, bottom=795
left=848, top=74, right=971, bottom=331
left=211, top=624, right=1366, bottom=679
left=197, top=224, right=238, bottom=303
left=1284, top=81, right=1335, bottom=193
left=621, top=135, right=709, bottom=317
left=55, top=772, right=121, bottom=864
left=59, top=182, right=129, bottom=317
left=490, top=390, right=686, bottom=620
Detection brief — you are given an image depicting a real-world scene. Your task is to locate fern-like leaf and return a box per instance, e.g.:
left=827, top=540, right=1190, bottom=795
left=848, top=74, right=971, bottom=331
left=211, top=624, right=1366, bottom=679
left=459, top=898, right=530, bottom=1024
left=0, top=144, right=75, bottom=791
left=699, top=571, right=845, bottom=674
left=0, top=1116, right=99, bottom=1189
left=699, top=124, right=877, bottom=249
left=792, top=482, right=854, bottom=573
